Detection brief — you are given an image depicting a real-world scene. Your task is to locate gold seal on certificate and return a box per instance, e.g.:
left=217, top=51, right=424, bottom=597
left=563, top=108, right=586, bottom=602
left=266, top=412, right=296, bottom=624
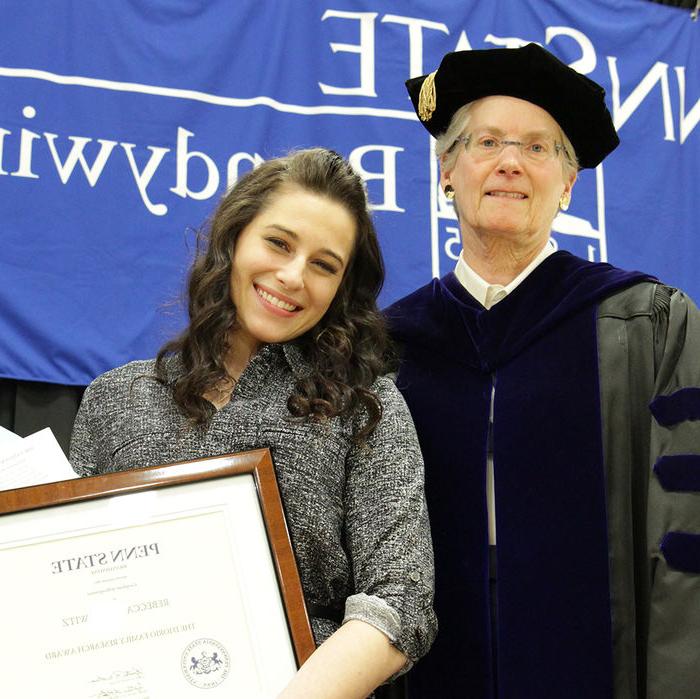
left=0, top=449, right=315, bottom=698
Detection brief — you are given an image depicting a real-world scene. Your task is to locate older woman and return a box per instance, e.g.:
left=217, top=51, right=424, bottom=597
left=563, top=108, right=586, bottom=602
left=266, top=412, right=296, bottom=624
left=70, top=148, right=436, bottom=698
left=386, top=45, right=700, bottom=698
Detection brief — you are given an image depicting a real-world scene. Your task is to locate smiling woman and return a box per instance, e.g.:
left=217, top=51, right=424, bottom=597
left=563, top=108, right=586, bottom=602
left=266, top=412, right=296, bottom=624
left=69, top=148, right=436, bottom=699
left=228, top=186, right=356, bottom=378
left=150, top=149, right=392, bottom=439
left=439, top=95, right=577, bottom=277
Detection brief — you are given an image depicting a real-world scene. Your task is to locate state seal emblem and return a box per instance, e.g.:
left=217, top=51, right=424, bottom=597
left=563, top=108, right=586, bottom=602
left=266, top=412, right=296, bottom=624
left=181, top=638, right=230, bottom=689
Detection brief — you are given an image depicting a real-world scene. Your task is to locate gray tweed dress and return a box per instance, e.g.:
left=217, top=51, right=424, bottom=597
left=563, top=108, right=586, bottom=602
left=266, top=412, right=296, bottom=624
left=69, top=342, right=437, bottom=670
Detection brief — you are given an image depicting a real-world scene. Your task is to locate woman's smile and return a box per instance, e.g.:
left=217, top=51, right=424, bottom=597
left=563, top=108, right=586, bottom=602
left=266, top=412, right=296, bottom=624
left=485, top=190, right=528, bottom=200
left=254, top=283, right=302, bottom=315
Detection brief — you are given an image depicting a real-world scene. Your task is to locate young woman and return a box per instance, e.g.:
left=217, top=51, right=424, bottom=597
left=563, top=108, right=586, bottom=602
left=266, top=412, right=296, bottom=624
left=70, top=148, right=436, bottom=698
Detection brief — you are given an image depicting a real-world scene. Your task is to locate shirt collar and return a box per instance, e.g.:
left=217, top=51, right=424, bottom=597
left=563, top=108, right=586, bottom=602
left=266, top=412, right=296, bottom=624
left=282, top=341, right=312, bottom=377
left=454, top=239, right=557, bottom=309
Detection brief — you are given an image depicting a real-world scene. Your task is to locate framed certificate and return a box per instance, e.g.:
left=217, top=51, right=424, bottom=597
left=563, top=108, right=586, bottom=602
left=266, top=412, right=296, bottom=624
left=0, top=449, right=316, bottom=698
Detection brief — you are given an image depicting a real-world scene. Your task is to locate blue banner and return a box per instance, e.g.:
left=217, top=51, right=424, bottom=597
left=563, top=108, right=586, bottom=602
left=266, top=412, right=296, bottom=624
left=1, top=0, right=698, bottom=385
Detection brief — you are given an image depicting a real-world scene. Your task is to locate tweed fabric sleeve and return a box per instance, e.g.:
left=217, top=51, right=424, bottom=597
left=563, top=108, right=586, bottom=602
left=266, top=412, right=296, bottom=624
left=68, top=360, right=163, bottom=476
left=342, top=375, right=437, bottom=668
left=69, top=378, right=100, bottom=476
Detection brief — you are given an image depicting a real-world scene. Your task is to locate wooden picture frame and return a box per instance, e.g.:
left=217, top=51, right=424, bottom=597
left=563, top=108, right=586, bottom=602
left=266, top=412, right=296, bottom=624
left=0, top=448, right=315, bottom=697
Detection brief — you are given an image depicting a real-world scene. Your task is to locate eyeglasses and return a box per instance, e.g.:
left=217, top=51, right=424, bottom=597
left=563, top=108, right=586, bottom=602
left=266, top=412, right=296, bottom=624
left=454, top=134, right=568, bottom=164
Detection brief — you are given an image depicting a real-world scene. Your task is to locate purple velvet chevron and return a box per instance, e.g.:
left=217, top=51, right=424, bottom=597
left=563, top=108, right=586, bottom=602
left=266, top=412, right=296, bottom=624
left=661, top=532, right=700, bottom=574
left=650, top=388, right=700, bottom=427
left=654, top=455, right=700, bottom=492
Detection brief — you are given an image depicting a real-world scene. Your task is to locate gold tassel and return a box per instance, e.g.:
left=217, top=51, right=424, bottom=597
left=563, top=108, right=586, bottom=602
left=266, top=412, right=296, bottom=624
left=418, top=70, right=437, bottom=122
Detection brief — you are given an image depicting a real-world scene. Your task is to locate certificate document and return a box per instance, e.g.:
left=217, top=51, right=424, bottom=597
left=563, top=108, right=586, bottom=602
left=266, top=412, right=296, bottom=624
left=0, top=452, right=313, bottom=698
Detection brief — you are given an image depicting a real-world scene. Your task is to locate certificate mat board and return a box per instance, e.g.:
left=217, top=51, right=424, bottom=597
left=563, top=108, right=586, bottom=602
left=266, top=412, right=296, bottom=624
left=0, top=449, right=314, bottom=698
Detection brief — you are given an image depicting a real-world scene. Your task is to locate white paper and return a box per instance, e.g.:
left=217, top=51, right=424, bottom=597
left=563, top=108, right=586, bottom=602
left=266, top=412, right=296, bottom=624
left=0, top=425, right=23, bottom=446
left=0, top=427, right=78, bottom=490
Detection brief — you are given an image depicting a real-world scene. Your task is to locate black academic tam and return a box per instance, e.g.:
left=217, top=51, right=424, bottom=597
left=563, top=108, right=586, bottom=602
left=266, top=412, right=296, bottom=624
left=406, top=43, right=619, bottom=169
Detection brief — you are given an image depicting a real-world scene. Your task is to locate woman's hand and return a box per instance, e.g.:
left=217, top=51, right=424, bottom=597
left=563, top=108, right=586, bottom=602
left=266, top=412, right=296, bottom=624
left=277, top=619, right=407, bottom=699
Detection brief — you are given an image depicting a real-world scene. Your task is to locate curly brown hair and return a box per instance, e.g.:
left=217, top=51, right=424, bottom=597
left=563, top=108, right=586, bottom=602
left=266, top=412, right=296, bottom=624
left=155, top=148, right=388, bottom=440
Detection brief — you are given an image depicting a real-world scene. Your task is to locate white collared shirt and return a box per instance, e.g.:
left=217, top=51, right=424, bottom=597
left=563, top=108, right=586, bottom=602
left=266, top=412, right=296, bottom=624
left=453, top=239, right=556, bottom=545
left=454, top=239, right=557, bottom=309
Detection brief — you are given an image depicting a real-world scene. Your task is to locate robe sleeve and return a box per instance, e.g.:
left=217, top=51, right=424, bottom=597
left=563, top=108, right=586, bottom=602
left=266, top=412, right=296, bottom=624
left=341, top=376, right=437, bottom=671
left=647, top=289, right=700, bottom=697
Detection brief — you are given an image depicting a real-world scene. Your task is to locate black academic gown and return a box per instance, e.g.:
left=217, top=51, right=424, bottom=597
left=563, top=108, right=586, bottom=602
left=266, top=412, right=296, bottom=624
left=385, top=251, right=656, bottom=698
